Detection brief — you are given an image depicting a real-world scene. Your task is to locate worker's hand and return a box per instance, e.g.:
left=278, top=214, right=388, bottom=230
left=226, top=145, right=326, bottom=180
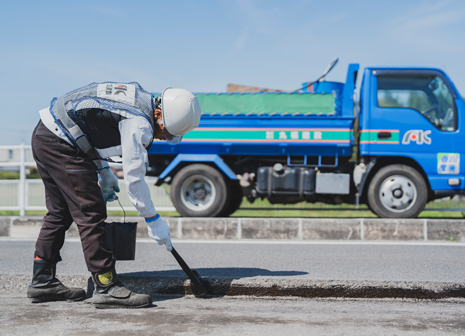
left=145, top=215, right=172, bottom=251
left=98, top=167, right=120, bottom=202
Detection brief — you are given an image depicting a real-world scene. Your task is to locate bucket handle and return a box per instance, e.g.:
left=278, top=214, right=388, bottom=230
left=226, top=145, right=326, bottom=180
left=117, top=198, right=126, bottom=223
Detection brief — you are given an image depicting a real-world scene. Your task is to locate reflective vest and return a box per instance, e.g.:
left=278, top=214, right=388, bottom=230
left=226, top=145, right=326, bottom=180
left=49, top=82, right=154, bottom=160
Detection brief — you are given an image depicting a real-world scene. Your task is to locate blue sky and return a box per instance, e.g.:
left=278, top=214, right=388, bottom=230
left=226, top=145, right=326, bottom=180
left=1, top=0, right=464, bottom=144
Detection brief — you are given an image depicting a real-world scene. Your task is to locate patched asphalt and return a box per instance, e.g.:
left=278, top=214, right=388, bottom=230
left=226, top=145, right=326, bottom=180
left=2, top=239, right=465, bottom=300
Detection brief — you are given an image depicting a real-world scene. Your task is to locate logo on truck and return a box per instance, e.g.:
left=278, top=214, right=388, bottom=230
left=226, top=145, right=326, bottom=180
left=402, top=130, right=431, bottom=145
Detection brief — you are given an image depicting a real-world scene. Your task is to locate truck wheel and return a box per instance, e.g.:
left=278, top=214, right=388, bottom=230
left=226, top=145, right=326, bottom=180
left=219, top=182, right=243, bottom=217
left=170, top=164, right=228, bottom=217
left=367, top=164, right=427, bottom=218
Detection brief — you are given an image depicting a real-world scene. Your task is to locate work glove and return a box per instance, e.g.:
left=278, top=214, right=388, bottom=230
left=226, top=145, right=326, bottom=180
left=98, top=167, right=120, bottom=202
left=146, top=215, right=172, bottom=251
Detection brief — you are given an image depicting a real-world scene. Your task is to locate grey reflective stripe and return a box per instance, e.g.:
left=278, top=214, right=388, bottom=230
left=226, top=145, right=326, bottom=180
left=68, top=125, right=84, bottom=139
left=51, top=97, right=98, bottom=160
left=75, top=136, right=98, bottom=160
left=55, top=95, right=76, bottom=130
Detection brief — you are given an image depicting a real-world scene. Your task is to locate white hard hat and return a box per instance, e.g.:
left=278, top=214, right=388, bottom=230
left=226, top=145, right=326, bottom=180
left=160, top=87, right=201, bottom=144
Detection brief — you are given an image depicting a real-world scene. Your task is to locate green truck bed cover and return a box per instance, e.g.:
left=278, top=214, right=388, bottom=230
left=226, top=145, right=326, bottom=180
left=194, top=92, right=336, bottom=115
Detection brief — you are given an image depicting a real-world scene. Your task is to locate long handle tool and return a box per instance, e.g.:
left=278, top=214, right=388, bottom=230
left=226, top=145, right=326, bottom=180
left=170, top=247, right=208, bottom=297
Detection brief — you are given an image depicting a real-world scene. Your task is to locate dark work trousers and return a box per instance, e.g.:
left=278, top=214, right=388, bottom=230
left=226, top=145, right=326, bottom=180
left=31, top=120, right=114, bottom=273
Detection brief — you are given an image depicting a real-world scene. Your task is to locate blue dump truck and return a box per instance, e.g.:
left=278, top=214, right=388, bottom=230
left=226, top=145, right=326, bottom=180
left=148, top=59, right=465, bottom=218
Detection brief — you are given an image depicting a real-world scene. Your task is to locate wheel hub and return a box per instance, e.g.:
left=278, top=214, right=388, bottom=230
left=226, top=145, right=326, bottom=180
left=379, top=175, right=417, bottom=213
left=180, top=175, right=216, bottom=212
left=392, top=188, right=403, bottom=198
left=193, top=188, right=206, bottom=199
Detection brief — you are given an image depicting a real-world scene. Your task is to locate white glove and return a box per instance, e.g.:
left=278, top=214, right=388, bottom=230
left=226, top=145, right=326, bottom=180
left=98, top=167, right=120, bottom=202
left=146, top=215, right=172, bottom=251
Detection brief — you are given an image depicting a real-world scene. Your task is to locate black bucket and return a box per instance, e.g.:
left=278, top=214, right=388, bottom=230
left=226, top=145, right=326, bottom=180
left=105, top=222, right=138, bottom=260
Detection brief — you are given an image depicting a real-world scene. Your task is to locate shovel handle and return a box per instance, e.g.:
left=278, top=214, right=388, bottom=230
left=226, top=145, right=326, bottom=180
left=171, top=247, right=208, bottom=296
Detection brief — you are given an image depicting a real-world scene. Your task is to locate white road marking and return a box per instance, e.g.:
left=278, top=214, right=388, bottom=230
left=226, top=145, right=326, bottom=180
left=170, top=240, right=465, bottom=247
left=2, top=238, right=465, bottom=247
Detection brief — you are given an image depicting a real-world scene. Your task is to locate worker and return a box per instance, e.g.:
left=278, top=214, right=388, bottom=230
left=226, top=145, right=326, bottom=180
left=27, top=82, right=201, bottom=308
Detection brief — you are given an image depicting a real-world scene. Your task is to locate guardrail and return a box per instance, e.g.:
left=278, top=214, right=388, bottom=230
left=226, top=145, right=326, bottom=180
left=1, top=145, right=465, bottom=216
left=0, top=144, right=175, bottom=215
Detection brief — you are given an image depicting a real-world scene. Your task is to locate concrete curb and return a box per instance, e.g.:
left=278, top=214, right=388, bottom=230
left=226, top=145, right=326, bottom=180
left=2, top=216, right=465, bottom=241
left=2, top=274, right=464, bottom=300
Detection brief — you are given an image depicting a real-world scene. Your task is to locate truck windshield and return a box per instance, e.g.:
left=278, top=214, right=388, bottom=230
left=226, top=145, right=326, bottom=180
left=377, top=73, right=457, bottom=131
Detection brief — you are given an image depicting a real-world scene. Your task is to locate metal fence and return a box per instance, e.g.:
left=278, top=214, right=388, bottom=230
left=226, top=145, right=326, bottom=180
left=1, top=145, right=465, bottom=215
left=0, top=145, right=175, bottom=215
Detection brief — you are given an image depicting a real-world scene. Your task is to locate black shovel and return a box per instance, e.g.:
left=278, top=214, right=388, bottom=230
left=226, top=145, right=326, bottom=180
left=170, top=247, right=209, bottom=297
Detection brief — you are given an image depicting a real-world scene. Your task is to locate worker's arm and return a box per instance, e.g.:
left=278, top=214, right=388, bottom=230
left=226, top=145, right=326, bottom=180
left=119, top=118, right=171, bottom=250
left=119, top=118, right=157, bottom=218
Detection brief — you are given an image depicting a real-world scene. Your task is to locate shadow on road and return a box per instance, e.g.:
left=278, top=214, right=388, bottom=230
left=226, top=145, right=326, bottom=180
left=124, top=267, right=308, bottom=279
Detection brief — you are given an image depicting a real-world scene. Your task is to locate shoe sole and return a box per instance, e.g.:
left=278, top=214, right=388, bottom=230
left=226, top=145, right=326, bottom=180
left=92, top=303, right=152, bottom=309
left=29, top=296, right=86, bottom=303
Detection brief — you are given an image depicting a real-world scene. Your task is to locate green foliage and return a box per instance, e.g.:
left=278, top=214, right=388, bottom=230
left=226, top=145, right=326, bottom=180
left=0, top=208, right=463, bottom=218
left=447, top=235, right=457, bottom=242
left=0, top=171, right=20, bottom=180
left=0, top=210, right=20, bottom=216
left=0, top=168, right=41, bottom=180
left=27, top=167, right=41, bottom=179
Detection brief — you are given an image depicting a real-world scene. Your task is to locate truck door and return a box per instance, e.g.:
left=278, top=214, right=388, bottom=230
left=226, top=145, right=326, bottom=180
left=366, top=69, right=464, bottom=192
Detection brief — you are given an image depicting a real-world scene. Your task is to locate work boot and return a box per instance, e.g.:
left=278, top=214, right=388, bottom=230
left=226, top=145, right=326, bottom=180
left=91, top=269, right=152, bottom=309
left=27, top=257, right=86, bottom=303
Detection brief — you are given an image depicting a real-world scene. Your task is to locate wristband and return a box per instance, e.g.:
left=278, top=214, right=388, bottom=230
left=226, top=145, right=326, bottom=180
left=145, top=214, right=160, bottom=223
left=97, top=166, right=110, bottom=172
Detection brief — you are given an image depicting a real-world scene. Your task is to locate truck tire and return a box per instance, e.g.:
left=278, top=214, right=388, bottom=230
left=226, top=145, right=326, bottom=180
left=367, top=164, right=427, bottom=218
left=218, top=181, right=243, bottom=217
left=170, top=164, right=229, bottom=217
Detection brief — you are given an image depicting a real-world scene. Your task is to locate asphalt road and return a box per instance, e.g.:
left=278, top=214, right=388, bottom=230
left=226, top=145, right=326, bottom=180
left=2, top=239, right=465, bottom=283
left=1, top=294, right=465, bottom=335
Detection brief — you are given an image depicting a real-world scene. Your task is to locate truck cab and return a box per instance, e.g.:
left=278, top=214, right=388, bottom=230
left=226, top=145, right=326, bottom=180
left=358, top=67, right=465, bottom=217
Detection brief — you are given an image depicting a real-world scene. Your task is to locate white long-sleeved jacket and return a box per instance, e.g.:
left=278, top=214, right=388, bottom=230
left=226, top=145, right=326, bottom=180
left=39, top=107, right=157, bottom=218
